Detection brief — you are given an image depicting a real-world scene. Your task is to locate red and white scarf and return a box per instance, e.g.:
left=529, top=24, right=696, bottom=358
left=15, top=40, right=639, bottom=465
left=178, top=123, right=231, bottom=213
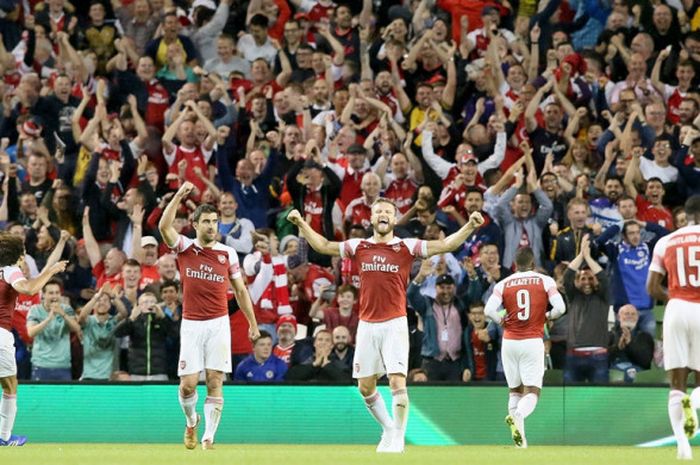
left=247, top=252, right=292, bottom=315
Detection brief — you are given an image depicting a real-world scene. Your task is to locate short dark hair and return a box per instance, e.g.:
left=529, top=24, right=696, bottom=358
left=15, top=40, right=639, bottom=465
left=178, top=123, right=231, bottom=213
left=605, top=175, right=624, bottom=185
left=249, top=14, right=269, bottom=28
left=160, top=279, right=180, bottom=292
left=468, top=302, right=485, bottom=312
left=617, top=194, right=635, bottom=205
left=514, top=247, right=535, bottom=271
left=255, top=330, right=273, bottom=343
left=337, top=284, right=357, bottom=298
left=193, top=204, right=218, bottom=222
left=465, top=186, right=483, bottom=198
left=646, top=177, right=664, bottom=187
left=43, top=278, right=63, bottom=292
left=0, top=233, right=24, bottom=267
left=124, top=258, right=141, bottom=268
left=622, top=220, right=641, bottom=238
left=163, top=11, right=178, bottom=23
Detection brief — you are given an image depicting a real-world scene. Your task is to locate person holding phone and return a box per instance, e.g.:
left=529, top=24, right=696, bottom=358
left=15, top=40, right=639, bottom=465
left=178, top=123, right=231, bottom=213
left=114, top=291, right=179, bottom=381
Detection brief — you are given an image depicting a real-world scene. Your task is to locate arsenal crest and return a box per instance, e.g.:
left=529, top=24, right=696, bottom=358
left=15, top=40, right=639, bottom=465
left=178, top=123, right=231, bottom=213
left=218, top=255, right=226, bottom=264
left=392, top=245, right=401, bottom=253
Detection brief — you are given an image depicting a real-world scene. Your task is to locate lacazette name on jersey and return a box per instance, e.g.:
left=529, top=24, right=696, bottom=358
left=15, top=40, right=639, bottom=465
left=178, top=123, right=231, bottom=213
left=505, top=277, right=542, bottom=288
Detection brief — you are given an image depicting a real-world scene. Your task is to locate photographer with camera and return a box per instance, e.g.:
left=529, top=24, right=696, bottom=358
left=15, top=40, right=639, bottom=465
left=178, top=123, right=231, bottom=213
left=114, top=291, right=179, bottom=381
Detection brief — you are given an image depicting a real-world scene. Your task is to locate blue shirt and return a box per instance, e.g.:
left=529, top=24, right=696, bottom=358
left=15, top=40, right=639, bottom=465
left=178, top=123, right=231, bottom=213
left=234, top=354, right=288, bottom=381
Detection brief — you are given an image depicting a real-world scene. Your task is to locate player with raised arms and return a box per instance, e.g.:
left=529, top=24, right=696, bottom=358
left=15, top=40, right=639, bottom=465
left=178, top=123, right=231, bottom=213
left=0, top=233, right=68, bottom=446
left=484, top=246, right=566, bottom=448
left=648, top=195, right=700, bottom=460
left=287, top=198, right=484, bottom=453
left=159, top=181, right=260, bottom=450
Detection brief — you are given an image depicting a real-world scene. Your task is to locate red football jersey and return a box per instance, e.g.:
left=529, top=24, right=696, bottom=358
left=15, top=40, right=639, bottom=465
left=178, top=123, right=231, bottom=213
left=145, top=79, right=169, bottom=129
left=344, top=197, right=372, bottom=229
left=0, top=266, right=25, bottom=332
left=172, top=235, right=241, bottom=321
left=163, top=144, right=213, bottom=196
left=273, top=343, right=294, bottom=365
left=340, top=238, right=427, bottom=322
left=650, top=224, right=700, bottom=303
left=636, top=194, right=673, bottom=230
left=384, top=177, right=418, bottom=214
left=338, top=167, right=368, bottom=210
left=491, top=271, right=560, bottom=340
left=12, top=293, right=41, bottom=345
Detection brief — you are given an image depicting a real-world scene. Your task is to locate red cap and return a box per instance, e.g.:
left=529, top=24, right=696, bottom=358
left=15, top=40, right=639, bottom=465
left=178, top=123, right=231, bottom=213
left=459, top=152, right=478, bottom=164
left=276, top=314, right=298, bottom=333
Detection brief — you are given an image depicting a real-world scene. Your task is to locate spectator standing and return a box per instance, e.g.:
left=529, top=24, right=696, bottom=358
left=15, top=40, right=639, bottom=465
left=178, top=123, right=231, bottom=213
left=563, top=235, right=610, bottom=384
left=26, top=280, right=81, bottom=380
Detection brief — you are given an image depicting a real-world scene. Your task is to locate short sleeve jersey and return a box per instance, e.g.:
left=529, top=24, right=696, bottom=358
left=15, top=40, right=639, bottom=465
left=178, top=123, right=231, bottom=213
left=491, top=271, right=560, bottom=340
left=173, top=235, right=241, bottom=320
left=339, top=237, right=427, bottom=322
left=650, top=224, right=700, bottom=303
left=0, top=265, right=25, bottom=331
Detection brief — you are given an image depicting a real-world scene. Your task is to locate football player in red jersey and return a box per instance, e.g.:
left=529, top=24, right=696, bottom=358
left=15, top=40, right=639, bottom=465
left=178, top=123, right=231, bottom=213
left=648, top=195, right=700, bottom=460
left=485, top=247, right=565, bottom=448
left=288, top=199, right=483, bottom=453
left=0, top=233, right=67, bottom=446
left=159, top=182, right=260, bottom=450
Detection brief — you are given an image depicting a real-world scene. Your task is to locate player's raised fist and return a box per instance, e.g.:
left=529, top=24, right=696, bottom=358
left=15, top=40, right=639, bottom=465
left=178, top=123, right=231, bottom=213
left=287, top=209, right=303, bottom=225
left=467, top=211, right=484, bottom=228
left=248, top=326, right=261, bottom=342
left=177, top=181, right=195, bottom=198
left=50, top=260, right=69, bottom=274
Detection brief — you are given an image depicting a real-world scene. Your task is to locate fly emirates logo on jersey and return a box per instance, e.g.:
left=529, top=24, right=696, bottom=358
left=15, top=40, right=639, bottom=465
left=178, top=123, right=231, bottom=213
left=185, top=263, right=226, bottom=283
left=361, top=254, right=400, bottom=273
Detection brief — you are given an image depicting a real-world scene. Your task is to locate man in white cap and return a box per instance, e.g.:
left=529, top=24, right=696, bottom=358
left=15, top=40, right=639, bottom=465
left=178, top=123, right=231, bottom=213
left=136, top=236, right=161, bottom=288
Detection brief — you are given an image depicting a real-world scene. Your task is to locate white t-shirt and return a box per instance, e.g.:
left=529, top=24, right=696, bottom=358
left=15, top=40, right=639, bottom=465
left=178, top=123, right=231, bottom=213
left=639, top=157, right=678, bottom=184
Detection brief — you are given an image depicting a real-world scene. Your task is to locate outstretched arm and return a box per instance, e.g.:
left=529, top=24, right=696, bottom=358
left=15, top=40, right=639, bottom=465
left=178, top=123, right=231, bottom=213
left=14, top=260, right=68, bottom=296
left=426, top=212, right=484, bottom=256
left=287, top=209, right=341, bottom=256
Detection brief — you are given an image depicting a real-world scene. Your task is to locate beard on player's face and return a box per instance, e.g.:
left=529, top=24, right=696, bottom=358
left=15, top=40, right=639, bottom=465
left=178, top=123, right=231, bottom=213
left=372, top=218, right=394, bottom=236
left=196, top=226, right=217, bottom=244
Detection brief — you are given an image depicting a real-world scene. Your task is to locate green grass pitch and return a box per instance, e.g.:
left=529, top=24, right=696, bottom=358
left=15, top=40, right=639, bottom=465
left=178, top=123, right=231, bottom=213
left=0, top=444, right=689, bottom=465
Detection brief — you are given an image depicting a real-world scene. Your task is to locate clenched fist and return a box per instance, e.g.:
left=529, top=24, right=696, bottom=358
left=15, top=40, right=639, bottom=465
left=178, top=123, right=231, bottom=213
left=177, top=181, right=194, bottom=198
left=287, top=209, right=303, bottom=226
left=467, top=211, right=485, bottom=228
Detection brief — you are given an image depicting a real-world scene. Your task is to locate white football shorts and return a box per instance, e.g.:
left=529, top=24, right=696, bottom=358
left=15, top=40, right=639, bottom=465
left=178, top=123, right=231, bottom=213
left=353, top=316, right=409, bottom=379
left=663, top=299, right=700, bottom=371
left=178, top=315, right=232, bottom=376
left=0, top=327, right=17, bottom=378
left=501, top=338, right=545, bottom=389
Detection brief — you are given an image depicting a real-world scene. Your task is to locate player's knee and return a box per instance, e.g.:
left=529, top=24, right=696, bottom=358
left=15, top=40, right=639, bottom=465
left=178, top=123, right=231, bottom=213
left=523, top=386, right=541, bottom=397
left=179, top=382, right=197, bottom=397
left=357, top=382, right=374, bottom=397
left=206, top=374, right=223, bottom=392
left=0, top=377, right=17, bottom=394
left=388, top=375, right=406, bottom=392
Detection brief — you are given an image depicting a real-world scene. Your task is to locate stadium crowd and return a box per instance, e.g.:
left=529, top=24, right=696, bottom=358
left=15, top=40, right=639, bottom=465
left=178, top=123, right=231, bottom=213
left=1, top=0, right=694, bottom=384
